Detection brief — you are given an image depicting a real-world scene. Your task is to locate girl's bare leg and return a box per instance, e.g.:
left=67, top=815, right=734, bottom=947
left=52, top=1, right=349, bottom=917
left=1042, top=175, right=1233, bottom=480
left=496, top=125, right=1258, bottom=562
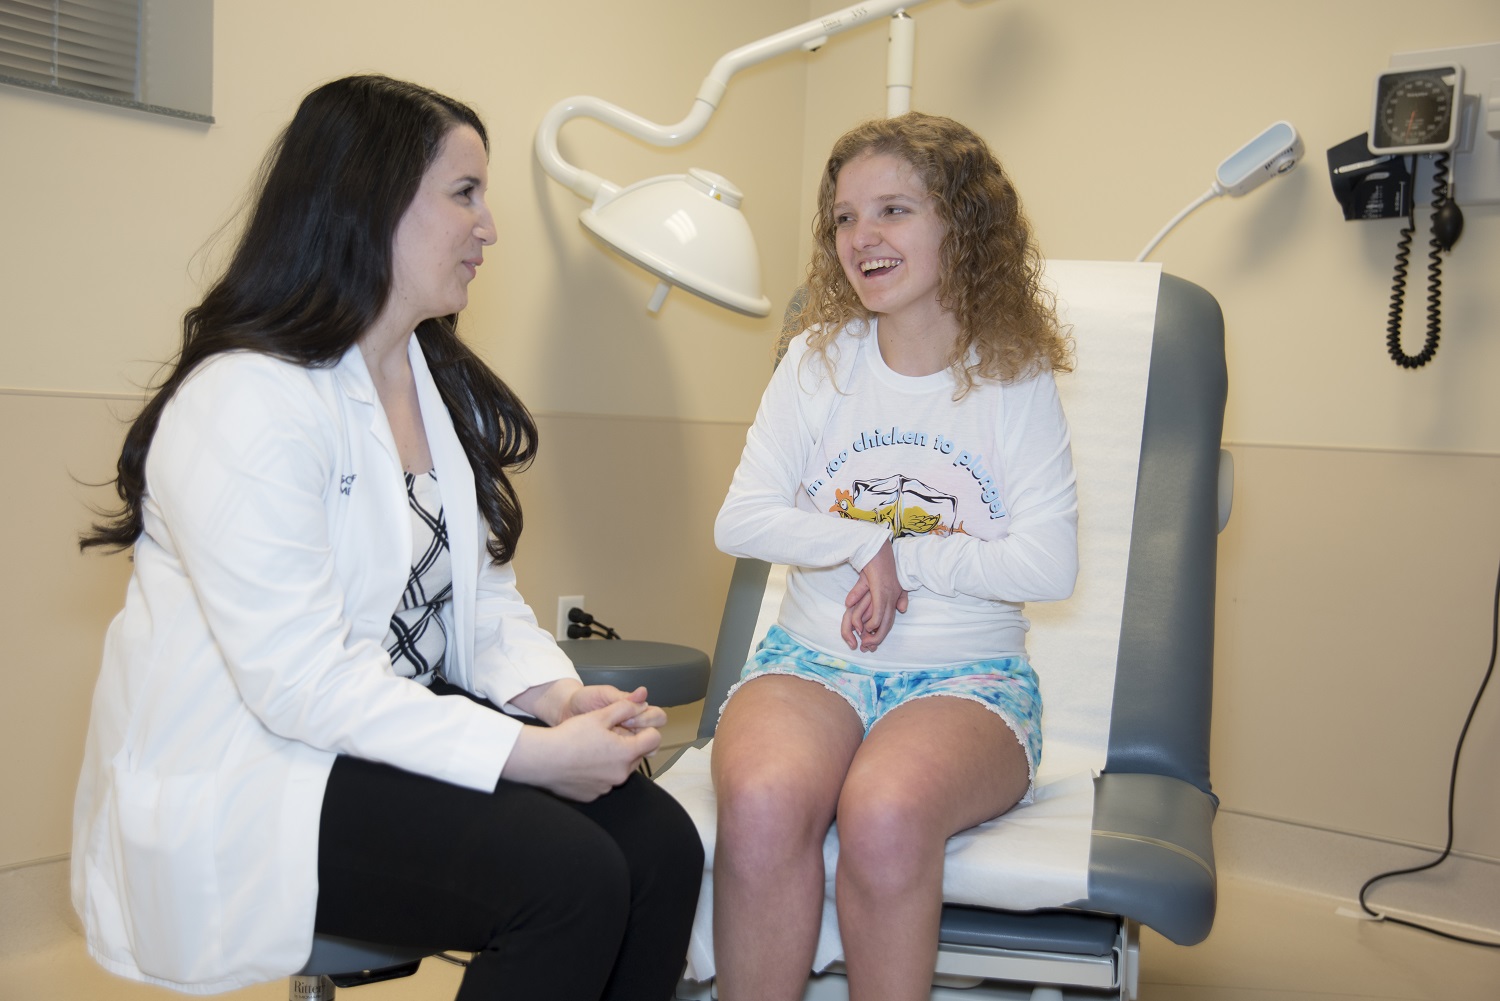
left=711, top=676, right=865, bottom=1001
left=834, top=696, right=1030, bottom=1001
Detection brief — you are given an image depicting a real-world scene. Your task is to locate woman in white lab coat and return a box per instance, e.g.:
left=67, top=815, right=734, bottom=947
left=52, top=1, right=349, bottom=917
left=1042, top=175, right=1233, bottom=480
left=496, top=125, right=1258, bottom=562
left=72, top=75, right=701, bottom=999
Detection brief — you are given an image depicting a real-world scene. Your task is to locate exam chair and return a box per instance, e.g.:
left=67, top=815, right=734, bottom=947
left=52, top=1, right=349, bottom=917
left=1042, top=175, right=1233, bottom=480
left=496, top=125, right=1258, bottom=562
left=670, top=271, right=1228, bottom=1000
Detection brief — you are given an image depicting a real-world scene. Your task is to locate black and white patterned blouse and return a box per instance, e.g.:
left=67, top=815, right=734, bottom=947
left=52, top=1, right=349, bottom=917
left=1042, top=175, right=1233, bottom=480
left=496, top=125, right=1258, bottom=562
left=384, top=470, right=452, bottom=686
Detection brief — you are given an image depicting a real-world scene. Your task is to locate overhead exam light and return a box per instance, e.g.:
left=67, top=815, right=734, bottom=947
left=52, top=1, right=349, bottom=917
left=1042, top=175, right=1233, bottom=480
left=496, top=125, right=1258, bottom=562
left=534, top=0, right=936, bottom=317
left=1136, top=121, right=1304, bottom=261
left=581, top=168, right=765, bottom=316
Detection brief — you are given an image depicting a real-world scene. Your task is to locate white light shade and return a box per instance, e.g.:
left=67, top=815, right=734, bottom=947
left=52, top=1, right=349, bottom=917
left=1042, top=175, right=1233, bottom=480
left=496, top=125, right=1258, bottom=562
left=581, top=168, right=771, bottom=317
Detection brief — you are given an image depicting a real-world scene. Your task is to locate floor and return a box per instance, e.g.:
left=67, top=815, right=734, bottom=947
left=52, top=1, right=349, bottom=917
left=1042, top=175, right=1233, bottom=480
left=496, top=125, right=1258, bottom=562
left=5, top=813, right=1497, bottom=1000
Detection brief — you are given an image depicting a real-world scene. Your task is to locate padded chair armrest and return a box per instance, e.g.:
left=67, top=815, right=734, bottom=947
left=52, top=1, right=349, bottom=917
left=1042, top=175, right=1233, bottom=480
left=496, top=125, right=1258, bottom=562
left=697, top=558, right=773, bottom=741
left=1071, top=772, right=1217, bottom=945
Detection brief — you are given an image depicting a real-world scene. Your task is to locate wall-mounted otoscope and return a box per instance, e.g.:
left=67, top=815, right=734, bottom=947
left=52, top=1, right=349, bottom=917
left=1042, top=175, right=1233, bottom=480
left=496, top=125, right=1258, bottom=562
left=1136, top=121, right=1304, bottom=261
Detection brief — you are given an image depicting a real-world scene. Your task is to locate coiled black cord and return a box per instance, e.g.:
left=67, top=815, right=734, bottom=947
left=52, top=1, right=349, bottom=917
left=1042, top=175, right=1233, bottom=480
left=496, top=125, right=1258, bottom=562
left=1386, top=201, right=1418, bottom=363
left=1386, top=153, right=1462, bottom=369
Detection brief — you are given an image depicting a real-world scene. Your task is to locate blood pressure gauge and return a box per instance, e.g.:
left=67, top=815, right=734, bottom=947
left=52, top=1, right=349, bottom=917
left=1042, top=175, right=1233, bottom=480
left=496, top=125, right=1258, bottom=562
left=1370, top=64, right=1464, bottom=155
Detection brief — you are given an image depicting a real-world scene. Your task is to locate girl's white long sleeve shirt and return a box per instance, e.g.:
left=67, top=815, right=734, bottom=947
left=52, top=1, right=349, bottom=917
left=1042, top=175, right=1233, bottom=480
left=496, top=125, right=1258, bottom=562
left=715, top=322, right=1079, bottom=668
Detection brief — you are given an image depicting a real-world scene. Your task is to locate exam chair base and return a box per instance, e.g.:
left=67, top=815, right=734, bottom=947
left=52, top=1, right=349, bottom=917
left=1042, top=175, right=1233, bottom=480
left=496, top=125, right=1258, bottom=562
left=289, top=974, right=339, bottom=1001
left=674, top=917, right=1139, bottom=1001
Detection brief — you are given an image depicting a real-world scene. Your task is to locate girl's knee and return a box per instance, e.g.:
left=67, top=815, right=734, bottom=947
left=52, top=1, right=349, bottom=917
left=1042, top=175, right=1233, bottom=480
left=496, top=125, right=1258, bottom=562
left=835, top=786, right=941, bottom=889
left=715, top=765, right=831, bottom=850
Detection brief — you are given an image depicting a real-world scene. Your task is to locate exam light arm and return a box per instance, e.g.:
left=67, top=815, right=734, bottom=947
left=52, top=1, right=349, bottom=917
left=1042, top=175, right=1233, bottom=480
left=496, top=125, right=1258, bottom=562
left=535, top=97, right=714, bottom=203
left=534, top=0, right=929, bottom=203
left=887, top=10, right=916, bottom=115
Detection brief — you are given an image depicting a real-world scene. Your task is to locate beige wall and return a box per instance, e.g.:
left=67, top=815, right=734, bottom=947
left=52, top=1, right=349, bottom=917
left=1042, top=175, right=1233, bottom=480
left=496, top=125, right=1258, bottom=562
left=0, top=394, right=136, bottom=864
left=1213, top=445, right=1500, bottom=852
left=3, top=0, right=1498, bottom=880
left=788, top=0, right=1500, bottom=865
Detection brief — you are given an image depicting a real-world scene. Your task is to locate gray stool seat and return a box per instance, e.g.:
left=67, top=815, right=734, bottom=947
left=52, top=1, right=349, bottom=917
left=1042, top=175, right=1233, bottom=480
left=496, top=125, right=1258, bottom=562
left=561, top=639, right=711, bottom=707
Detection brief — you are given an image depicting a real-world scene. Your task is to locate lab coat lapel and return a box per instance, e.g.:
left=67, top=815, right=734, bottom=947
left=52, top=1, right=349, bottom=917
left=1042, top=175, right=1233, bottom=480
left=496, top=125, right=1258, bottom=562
left=334, top=344, right=402, bottom=466
left=332, top=344, right=414, bottom=619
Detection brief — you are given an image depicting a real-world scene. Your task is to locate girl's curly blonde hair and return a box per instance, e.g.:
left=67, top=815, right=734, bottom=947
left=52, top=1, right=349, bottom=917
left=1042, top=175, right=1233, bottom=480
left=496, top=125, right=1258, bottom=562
left=789, top=112, right=1072, bottom=391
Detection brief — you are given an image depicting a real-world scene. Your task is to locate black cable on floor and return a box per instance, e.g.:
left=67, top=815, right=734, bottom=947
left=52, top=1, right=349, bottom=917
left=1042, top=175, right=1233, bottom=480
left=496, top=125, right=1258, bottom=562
left=1356, top=554, right=1500, bottom=948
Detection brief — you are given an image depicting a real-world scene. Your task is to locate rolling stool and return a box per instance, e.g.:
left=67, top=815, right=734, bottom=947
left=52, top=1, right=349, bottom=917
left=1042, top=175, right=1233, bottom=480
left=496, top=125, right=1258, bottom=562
left=291, top=935, right=431, bottom=1000
left=561, top=639, right=711, bottom=708
left=288, top=641, right=709, bottom=998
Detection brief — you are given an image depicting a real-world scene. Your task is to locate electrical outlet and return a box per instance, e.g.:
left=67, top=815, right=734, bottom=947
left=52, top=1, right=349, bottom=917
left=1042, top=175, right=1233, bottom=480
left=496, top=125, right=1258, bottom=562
left=557, top=595, right=585, bottom=641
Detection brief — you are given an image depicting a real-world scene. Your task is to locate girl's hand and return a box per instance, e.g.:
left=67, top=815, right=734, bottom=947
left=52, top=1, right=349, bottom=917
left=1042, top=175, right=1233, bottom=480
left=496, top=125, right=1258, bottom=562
left=841, top=539, right=908, bottom=653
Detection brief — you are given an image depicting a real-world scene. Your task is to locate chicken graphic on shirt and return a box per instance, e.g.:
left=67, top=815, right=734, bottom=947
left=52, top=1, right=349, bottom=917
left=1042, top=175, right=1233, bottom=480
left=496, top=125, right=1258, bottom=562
left=829, top=474, right=966, bottom=539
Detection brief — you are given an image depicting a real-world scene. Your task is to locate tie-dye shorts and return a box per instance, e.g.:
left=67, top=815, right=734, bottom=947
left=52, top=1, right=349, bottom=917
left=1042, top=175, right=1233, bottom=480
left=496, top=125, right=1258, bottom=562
left=722, top=624, right=1042, bottom=798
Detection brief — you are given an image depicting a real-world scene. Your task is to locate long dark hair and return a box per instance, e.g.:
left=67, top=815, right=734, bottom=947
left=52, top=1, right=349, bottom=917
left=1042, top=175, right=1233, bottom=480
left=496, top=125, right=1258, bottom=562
left=81, top=75, right=537, bottom=563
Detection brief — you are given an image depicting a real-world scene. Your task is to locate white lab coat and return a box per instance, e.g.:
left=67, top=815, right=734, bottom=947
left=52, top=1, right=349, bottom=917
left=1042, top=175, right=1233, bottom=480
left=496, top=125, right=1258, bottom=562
left=71, top=337, right=577, bottom=994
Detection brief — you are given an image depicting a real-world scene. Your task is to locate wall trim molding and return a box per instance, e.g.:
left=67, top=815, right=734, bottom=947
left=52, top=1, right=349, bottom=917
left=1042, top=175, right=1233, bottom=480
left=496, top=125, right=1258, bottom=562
left=1225, top=438, right=1500, bottom=461
left=1215, top=809, right=1500, bottom=939
left=0, top=386, right=143, bottom=402
left=7, top=393, right=1499, bottom=453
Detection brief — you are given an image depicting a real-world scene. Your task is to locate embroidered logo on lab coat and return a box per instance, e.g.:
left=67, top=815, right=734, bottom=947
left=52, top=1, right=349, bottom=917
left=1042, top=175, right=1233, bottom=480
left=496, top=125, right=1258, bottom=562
left=340, top=474, right=357, bottom=496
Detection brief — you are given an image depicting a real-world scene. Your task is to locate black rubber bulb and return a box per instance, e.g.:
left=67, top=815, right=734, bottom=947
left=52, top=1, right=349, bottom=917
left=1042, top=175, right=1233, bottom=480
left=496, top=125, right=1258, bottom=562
left=1432, top=199, right=1464, bottom=252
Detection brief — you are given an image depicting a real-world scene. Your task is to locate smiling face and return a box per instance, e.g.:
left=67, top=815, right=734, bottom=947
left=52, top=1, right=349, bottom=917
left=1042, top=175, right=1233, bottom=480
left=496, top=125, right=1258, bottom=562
left=833, top=151, right=949, bottom=334
left=387, top=125, right=495, bottom=328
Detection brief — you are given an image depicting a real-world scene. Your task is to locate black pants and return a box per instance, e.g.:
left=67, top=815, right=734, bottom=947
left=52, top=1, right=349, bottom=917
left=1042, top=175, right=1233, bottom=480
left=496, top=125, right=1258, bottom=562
left=313, top=685, right=704, bottom=1001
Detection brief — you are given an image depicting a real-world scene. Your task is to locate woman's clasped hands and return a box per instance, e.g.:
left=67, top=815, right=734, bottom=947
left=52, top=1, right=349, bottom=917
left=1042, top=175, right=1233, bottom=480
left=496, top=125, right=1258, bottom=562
left=841, top=538, right=908, bottom=654
left=503, top=680, right=664, bottom=801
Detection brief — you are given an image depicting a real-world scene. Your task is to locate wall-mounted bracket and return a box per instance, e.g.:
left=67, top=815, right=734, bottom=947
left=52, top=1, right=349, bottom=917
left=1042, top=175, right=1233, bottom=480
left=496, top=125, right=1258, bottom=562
left=1389, top=42, right=1500, bottom=206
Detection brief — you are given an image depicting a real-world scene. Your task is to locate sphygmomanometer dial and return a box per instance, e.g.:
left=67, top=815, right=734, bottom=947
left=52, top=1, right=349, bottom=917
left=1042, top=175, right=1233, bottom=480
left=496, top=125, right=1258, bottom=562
left=1370, top=66, right=1462, bottom=155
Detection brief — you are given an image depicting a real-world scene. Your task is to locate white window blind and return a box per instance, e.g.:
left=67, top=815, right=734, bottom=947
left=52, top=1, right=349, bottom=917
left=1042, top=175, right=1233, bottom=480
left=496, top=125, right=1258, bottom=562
left=0, top=0, right=211, bottom=122
left=0, top=0, right=139, bottom=97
